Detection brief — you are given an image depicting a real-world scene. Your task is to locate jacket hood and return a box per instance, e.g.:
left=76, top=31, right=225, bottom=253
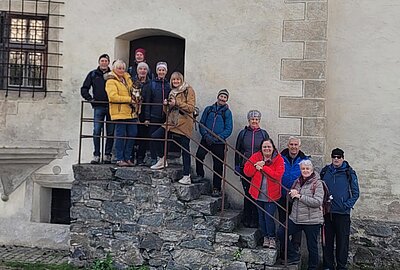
left=104, top=71, right=131, bottom=82
left=281, top=148, right=308, bottom=159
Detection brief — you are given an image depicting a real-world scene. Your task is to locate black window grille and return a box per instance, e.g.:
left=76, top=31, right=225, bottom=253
left=0, top=0, right=64, bottom=97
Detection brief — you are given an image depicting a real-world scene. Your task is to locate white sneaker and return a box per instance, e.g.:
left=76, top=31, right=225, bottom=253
left=150, top=157, right=168, bottom=170
left=178, top=175, right=191, bottom=185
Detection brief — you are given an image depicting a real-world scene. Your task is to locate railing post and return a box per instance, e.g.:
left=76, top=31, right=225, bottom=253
left=284, top=191, right=289, bottom=266
left=221, top=144, right=228, bottom=215
left=78, top=101, right=84, bottom=164
left=163, top=103, right=169, bottom=167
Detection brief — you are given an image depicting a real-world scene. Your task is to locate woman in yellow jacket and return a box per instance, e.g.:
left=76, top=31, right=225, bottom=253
left=150, top=72, right=196, bottom=185
left=105, top=59, right=138, bottom=167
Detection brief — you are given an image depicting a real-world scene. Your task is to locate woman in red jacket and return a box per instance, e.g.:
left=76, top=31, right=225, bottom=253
left=244, top=138, right=284, bottom=249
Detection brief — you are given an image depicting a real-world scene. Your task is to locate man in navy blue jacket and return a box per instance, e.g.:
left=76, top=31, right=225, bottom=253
left=81, top=54, right=114, bottom=164
left=194, top=89, right=233, bottom=197
left=321, top=148, right=360, bottom=270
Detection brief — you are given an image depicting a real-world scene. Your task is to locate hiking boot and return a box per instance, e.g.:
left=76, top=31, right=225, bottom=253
left=211, top=189, right=222, bottom=197
left=178, top=175, right=191, bottom=185
left=150, top=157, right=168, bottom=170
left=263, top=237, right=270, bottom=248
left=103, top=155, right=112, bottom=164
left=116, top=160, right=129, bottom=167
left=136, top=158, right=146, bottom=166
left=126, top=160, right=135, bottom=167
left=269, top=238, right=277, bottom=249
left=90, top=156, right=100, bottom=164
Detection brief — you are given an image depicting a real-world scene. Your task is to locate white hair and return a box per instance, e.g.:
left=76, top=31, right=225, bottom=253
left=299, top=159, right=313, bottom=170
left=112, top=59, right=126, bottom=70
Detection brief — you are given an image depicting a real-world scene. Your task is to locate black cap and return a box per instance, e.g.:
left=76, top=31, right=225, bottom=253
left=331, top=148, right=344, bottom=158
left=98, top=53, right=110, bottom=62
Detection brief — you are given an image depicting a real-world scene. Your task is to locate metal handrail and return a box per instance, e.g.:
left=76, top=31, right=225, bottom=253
left=78, top=100, right=290, bottom=266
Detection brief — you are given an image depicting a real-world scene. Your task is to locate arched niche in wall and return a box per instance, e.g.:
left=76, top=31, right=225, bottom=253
left=115, top=29, right=185, bottom=78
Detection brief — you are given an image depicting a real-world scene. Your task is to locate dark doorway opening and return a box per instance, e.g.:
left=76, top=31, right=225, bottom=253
left=50, top=188, right=71, bottom=225
left=129, top=35, right=185, bottom=78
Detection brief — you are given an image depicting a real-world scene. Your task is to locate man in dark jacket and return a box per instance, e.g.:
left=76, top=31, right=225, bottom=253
left=81, top=54, right=114, bottom=164
left=321, top=148, right=360, bottom=270
left=278, top=136, right=309, bottom=251
left=194, top=89, right=233, bottom=197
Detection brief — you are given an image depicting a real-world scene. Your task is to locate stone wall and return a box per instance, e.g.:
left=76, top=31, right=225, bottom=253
left=349, top=219, right=400, bottom=269
left=71, top=165, right=277, bottom=269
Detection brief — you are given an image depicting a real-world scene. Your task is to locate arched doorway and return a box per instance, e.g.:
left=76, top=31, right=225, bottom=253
left=129, top=35, right=185, bottom=77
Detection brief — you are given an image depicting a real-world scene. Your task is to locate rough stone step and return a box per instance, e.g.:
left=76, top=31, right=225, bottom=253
left=206, top=209, right=242, bottom=233
left=235, top=227, right=263, bottom=249
left=187, top=195, right=222, bottom=216
left=265, top=264, right=299, bottom=270
left=173, top=182, right=202, bottom=202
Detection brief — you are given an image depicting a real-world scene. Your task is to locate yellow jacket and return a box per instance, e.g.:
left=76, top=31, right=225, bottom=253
left=105, top=71, right=137, bottom=120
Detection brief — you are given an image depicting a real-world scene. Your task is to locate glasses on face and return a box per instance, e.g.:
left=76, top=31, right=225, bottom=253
left=331, top=155, right=343, bottom=159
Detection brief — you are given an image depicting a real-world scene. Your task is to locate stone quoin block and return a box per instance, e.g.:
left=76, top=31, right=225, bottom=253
left=283, top=21, right=327, bottom=41
left=303, top=117, right=326, bottom=136
left=280, top=97, right=325, bottom=117
left=282, top=60, right=326, bottom=80
left=306, top=1, right=328, bottom=21
left=279, top=134, right=325, bottom=156
left=305, top=41, right=327, bottom=59
left=304, top=80, right=326, bottom=98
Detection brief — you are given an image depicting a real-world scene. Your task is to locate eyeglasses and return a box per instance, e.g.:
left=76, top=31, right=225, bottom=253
left=331, top=155, right=343, bottom=159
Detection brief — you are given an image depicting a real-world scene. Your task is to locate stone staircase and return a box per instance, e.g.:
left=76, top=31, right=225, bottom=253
left=71, top=164, right=299, bottom=270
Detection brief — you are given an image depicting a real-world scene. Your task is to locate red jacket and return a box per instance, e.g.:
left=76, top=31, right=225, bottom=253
left=243, top=151, right=284, bottom=201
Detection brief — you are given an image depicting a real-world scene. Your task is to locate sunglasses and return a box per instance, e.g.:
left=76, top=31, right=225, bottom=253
left=331, top=155, right=343, bottom=159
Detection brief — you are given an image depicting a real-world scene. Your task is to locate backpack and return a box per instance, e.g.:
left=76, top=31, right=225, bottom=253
left=204, top=104, right=228, bottom=125
left=320, top=166, right=354, bottom=197
left=310, top=179, right=331, bottom=215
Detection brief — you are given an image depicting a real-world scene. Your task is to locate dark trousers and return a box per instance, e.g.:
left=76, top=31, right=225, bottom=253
left=133, top=123, right=149, bottom=161
left=277, top=195, right=302, bottom=249
left=195, top=140, right=225, bottom=191
left=93, top=106, right=114, bottom=156
left=148, top=118, right=164, bottom=160
left=151, top=127, right=191, bottom=175
left=241, top=174, right=259, bottom=226
left=278, top=219, right=321, bottom=270
left=323, top=213, right=351, bottom=270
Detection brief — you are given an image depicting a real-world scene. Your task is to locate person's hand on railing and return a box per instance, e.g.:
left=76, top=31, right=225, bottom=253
left=144, top=120, right=150, bottom=127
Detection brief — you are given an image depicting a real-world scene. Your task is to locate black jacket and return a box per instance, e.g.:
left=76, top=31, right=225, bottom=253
left=80, top=67, right=111, bottom=108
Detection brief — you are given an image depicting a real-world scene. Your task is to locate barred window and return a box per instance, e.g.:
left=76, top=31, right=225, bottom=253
left=6, top=16, right=47, bottom=90
left=0, top=0, right=63, bottom=97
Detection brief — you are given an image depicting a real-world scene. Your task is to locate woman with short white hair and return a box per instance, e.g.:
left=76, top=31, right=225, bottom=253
left=278, top=159, right=324, bottom=269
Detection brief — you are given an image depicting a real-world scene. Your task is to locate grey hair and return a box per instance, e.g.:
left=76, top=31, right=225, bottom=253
left=299, top=159, right=313, bottom=170
left=288, top=136, right=301, bottom=146
left=112, top=59, right=126, bottom=70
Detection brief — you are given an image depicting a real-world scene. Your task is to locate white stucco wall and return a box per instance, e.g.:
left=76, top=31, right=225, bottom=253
left=327, top=0, right=400, bottom=221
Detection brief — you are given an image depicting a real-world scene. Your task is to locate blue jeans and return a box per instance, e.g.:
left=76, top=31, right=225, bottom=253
left=278, top=219, right=321, bottom=270
left=93, top=106, right=114, bottom=156
left=151, top=127, right=191, bottom=175
left=256, top=201, right=277, bottom=238
left=114, top=118, right=138, bottom=161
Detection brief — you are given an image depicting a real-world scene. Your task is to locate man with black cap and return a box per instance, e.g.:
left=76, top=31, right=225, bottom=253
left=320, top=148, right=360, bottom=270
left=194, top=89, right=233, bottom=197
left=81, top=53, right=114, bottom=164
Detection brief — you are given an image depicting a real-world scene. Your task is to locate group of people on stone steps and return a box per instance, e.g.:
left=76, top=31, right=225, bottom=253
left=81, top=50, right=360, bottom=270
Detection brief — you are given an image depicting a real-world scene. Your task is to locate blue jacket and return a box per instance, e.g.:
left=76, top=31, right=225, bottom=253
left=80, top=67, right=111, bottom=108
left=199, top=103, right=233, bottom=143
left=235, top=126, right=269, bottom=168
left=320, top=161, right=360, bottom=215
left=281, top=148, right=309, bottom=195
left=144, top=77, right=171, bottom=121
